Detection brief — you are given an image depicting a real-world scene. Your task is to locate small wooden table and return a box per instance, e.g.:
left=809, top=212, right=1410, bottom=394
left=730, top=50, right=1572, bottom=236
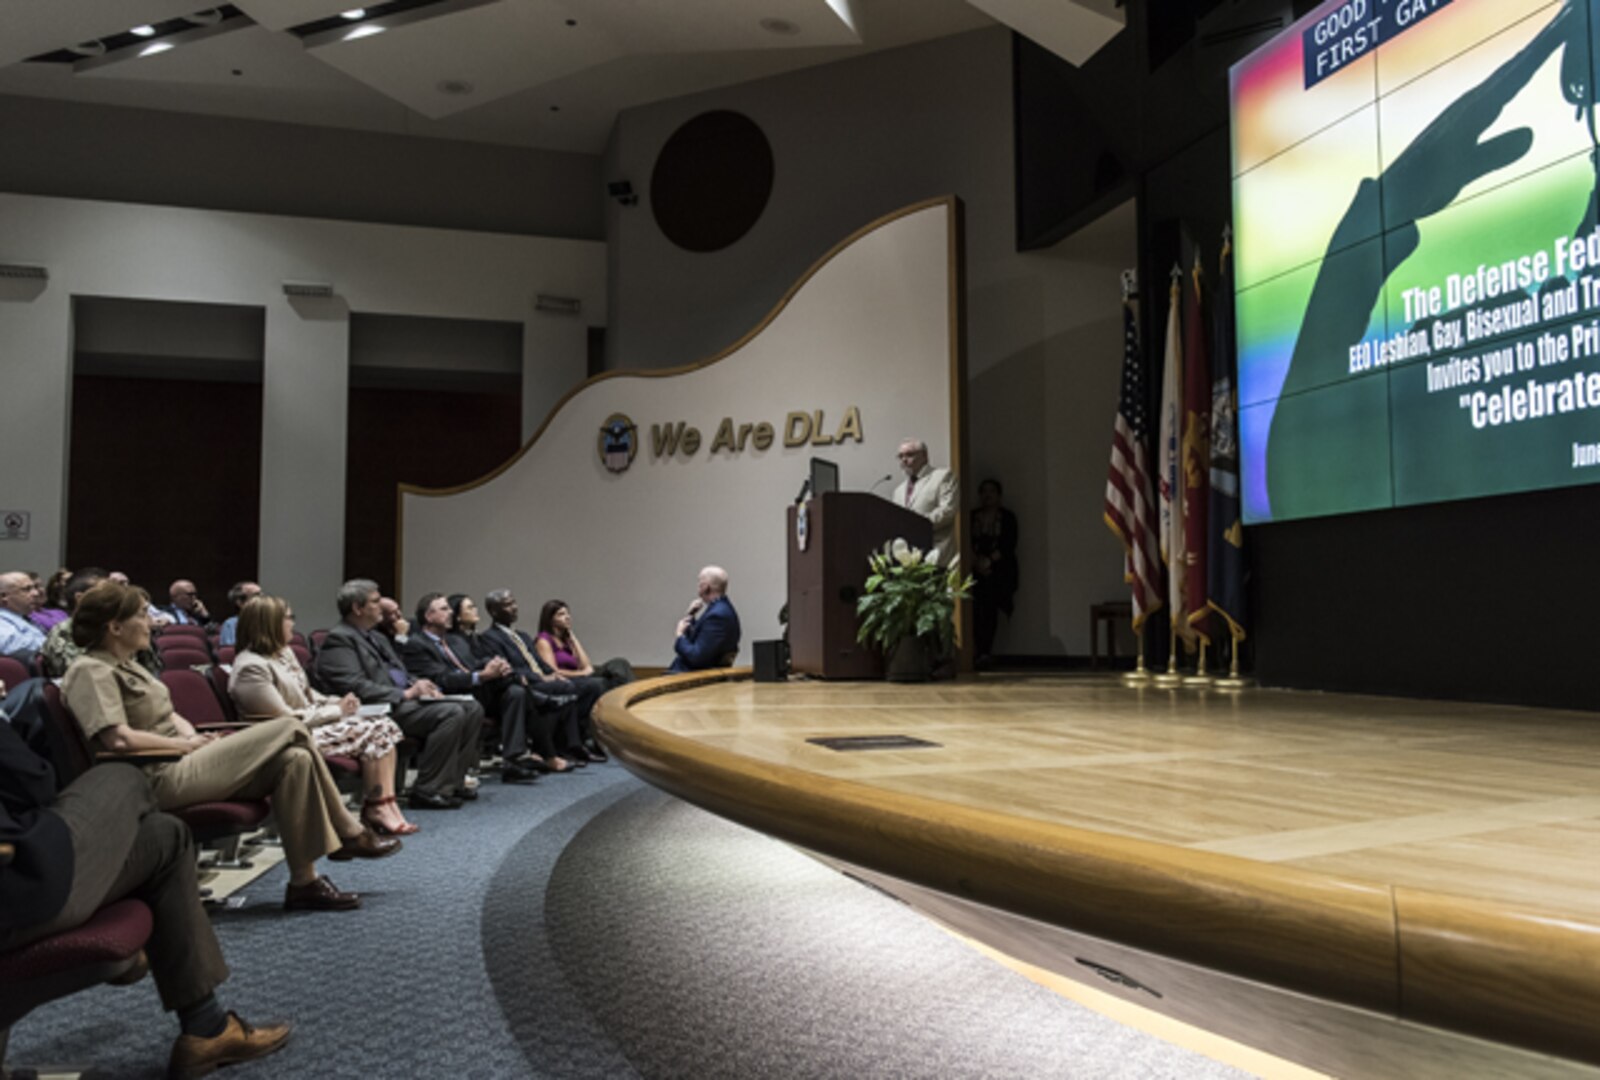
left=1088, top=601, right=1132, bottom=670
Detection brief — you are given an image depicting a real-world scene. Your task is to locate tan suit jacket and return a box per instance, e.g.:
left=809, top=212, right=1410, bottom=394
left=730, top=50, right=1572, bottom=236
left=888, top=464, right=958, bottom=565
left=229, top=649, right=342, bottom=726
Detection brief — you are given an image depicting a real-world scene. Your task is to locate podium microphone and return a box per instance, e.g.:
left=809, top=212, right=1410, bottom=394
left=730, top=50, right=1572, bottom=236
left=794, top=477, right=812, bottom=506
left=868, top=473, right=894, bottom=492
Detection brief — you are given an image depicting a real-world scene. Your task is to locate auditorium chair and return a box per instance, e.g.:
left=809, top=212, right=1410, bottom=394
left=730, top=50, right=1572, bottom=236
left=0, top=850, right=154, bottom=1079
left=155, top=624, right=208, bottom=643
left=156, top=648, right=212, bottom=673
left=42, top=683, right=268, bottom=871
left=197, top=662, right=363, bottom=799
left=288, top=643, right=313, bottom=670
left=155, top=632, right=210, bottom=655
left=0, top=655, right=30, bottom=692
left=309, top=628, right=330, bottom=652
left=213, top=646, right=237, bottom=666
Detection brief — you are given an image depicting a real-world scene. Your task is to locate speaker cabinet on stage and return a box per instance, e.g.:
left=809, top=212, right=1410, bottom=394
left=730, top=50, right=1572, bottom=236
left=752, top=639, right=788, bottom=682
left=786, top=492, right=933, bottom=679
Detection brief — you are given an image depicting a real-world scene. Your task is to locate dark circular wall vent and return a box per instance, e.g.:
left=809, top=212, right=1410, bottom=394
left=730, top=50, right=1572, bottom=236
left=650, top=110, right=774, bottom=253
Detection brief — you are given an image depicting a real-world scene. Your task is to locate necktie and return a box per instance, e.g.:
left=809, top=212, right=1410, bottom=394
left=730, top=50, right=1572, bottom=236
left=368, top=631, right=410, bottom=689
left=505, top=627, right=541, bottom=673
left=904, top=475, right=916, bottom=508
left=439, top=637, right=469, bottom=673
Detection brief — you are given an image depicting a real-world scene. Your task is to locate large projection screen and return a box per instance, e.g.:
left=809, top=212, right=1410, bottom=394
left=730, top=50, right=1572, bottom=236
left=1231, top=0, right=1600, bottom=523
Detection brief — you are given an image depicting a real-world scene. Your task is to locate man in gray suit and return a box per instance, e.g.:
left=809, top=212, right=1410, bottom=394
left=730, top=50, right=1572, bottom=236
left=314, top=579, right=484, bottom=811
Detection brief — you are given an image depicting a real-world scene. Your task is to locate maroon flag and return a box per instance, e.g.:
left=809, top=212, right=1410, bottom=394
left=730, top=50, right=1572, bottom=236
left=1104, top=299, right=1163, bottom=631
left=1181, top=254, right=1212, bottom=644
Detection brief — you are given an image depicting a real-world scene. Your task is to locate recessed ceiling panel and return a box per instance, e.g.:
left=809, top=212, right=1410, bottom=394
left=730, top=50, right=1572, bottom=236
left=0, top=0, right=203, bottom=67
left=76, top=24, right=355, bottom=90
left=309, top=0, right=624, bottom=118
left=965, top=0, right=1122, bottom=66
left=570, top=0, right=861, bottom=52
left=230, top=0, right=364, bottom=33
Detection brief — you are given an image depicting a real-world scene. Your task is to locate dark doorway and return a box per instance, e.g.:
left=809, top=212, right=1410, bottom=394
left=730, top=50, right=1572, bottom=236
left=66, top=298, right=264, bottom=612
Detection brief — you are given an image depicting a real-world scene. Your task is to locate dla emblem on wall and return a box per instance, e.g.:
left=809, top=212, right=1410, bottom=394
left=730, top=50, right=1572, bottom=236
left=598, top=414, right=639, bottom=473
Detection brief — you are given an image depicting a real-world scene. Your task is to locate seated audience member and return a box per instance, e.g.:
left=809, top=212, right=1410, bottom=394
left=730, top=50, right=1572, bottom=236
left=403, top=593, right=558, bottom=782
left=448, top=594, right=489, bottom=655
left=112, top=571, right=173, bottom=627
left=1, top=688, right=291, bottom=1078
left=0, top=571, right=46, bottom=660
left=61, top=581, right=398, bottom=912
left=43, top=568, right=162, bottom=679
left=536, top=600, right=634, bottom=691
left=480, top=590, right=607, bottom=764
left=31, top=567, right=72, bottom=633
left=230, top=596, right=417, bottom=834
left=160, top=580, right=212, bottom=628
left=669, top=566, right=741, bottom=673
left=216, top=581, right=262, bottom=647
left=376, top=597, right=409, bottom=646
left=315, top=579, right=484, bottom=810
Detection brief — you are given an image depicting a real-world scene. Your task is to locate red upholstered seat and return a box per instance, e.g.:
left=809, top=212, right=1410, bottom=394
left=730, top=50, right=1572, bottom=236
left=0, top=656, right=30, bottom=691
left=0, top=899, right=152, bottom=986
left=159, top=669, right=229, bottom=728
left=155, top=624, right=207, bottom=642
left=157, top=649, right=212, bottom=671
left=213, top=646, right=236, bottom=665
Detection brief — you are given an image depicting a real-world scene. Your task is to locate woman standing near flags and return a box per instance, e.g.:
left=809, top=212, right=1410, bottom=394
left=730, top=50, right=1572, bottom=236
left=970, top=478, right=1018, bottom=667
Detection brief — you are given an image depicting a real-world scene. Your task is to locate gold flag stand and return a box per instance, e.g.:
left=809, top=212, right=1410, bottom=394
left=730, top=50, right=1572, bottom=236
left=1182, top=638, right=1214, bottom=687
left=1121, top=627, right=1152, bottom=686
left=1152, top=632, right=1185, bottom=688
left=1212, top=629, right=1255, bottom=691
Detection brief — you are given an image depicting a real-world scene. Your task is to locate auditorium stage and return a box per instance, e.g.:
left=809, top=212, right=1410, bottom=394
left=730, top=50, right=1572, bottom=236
left=596, top=672, right=1600, bottom=1079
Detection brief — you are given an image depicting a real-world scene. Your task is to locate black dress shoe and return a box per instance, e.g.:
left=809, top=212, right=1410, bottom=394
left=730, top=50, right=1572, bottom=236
left=408, top=790, right=462, bottom=811
left=502, top=762, right=539, bottom=783
left=583, top=742, right=609, bottom=763
left=454, top=786, right=479, bottom=801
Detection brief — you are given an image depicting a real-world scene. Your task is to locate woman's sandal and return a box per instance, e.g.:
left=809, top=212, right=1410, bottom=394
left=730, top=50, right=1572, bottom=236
left=362, top=795, right=421, bottom=836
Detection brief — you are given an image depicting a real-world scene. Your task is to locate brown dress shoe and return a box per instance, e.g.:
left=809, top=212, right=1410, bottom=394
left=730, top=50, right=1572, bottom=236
left=283, top=875, right=361, bottom=911
left=168, top=1011, right=291, bottom=1079
left=327, top=826, right=402, bottom=861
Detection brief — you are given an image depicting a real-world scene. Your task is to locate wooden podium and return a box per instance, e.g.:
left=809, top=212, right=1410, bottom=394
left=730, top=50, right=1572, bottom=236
left=786, top=492, right=933, bottom=679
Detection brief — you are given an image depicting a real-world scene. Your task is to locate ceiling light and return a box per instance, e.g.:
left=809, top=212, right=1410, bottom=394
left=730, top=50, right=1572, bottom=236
left=185, top=9, right=224, bottom=26
left=341, top=8, right=366, bottom=19
left=130, top=24, right=157, bottom=37
left=68, top=41, right=107, bottom=57
left=139, top=41, right=175, bottom=57
left=343, top=23, right=385, bottom=40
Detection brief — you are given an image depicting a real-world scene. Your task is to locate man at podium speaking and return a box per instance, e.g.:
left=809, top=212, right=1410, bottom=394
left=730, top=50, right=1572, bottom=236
left=887, top=438, right=957, bottom=565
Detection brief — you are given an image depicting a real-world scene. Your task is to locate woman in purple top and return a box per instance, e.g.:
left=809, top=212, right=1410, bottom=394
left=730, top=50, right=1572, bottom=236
left=30, top=569, right=70, bottom=633
left=535, top=600, right=634, bottom=691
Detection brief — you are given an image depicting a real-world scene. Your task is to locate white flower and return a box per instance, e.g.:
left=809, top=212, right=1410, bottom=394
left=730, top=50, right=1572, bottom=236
left=890, top=538, right=911, bottom=564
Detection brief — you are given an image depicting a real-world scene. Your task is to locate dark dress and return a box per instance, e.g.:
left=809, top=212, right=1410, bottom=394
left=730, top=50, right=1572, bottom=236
left=970, top=506, right=1018, bottom=659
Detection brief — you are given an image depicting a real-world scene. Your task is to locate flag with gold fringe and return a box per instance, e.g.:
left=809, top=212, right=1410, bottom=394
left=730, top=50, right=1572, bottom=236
left=1157, top=269, right=1188, bottom=646
left=1182, top=252, right=1212, bottom=645
left=1208, top=227, right=1247, bottom=639
left=1104, top=294, right=1163, bottom=631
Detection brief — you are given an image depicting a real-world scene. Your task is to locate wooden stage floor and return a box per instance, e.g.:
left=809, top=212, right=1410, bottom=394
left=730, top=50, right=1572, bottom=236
left=629, top=674, right=1599, bottom=921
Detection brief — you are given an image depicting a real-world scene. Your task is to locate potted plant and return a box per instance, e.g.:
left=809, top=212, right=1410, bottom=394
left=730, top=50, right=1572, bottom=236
left=855, top=538, right=973, bottom=682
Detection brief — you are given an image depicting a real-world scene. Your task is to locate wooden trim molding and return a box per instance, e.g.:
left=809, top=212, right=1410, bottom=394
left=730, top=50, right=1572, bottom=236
left=595, top=671, right=1600, bottom=1067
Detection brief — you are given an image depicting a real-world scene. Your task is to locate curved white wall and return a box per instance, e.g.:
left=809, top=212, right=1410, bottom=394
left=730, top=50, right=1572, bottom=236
left=400, top=200, right=960, bottom=666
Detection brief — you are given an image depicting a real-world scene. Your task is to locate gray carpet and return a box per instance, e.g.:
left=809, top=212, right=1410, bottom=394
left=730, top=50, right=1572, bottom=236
left=9, top=766, right=1249, bottom=1079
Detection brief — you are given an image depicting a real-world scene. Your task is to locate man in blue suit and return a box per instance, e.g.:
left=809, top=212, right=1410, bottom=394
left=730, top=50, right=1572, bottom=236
left=669, top=566, right=740, bottom=673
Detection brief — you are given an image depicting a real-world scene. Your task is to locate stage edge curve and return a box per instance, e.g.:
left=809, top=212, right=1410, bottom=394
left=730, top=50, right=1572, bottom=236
left=595, top=672, right=1600, bottom=1068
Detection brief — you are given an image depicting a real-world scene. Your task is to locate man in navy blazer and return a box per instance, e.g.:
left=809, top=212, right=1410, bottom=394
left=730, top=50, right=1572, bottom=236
left=669, top=566, right=740, bottom=673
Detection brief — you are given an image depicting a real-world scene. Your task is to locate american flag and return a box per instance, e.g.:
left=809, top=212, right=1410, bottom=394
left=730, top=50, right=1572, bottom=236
left=1104, top=299, right=1163, bottom=630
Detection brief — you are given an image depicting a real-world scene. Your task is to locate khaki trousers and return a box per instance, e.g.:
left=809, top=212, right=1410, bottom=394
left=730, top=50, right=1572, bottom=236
left=151, top=717, right=357, bottom=870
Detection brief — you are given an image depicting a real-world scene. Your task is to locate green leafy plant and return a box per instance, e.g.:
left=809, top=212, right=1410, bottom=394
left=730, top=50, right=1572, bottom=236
left=855, top=538, right=973, bottom=656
